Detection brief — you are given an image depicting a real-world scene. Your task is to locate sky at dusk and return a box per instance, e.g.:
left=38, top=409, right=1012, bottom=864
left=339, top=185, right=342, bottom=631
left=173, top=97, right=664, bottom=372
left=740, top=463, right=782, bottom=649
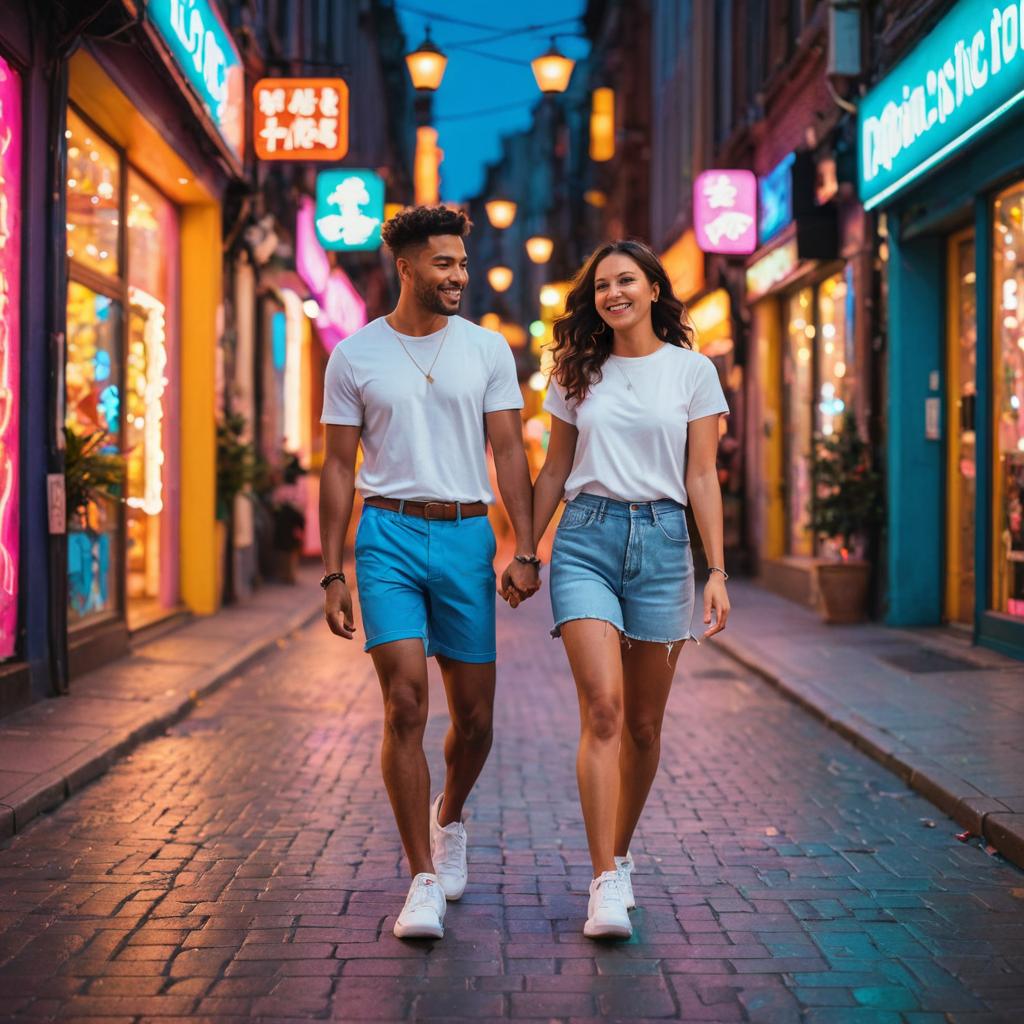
left=394, top=0, right=590, bottom=203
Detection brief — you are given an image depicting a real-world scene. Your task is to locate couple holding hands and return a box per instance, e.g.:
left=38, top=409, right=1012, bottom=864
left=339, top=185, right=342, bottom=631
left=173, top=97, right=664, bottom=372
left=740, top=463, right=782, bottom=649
left=319, top=205, right=729, bottom=941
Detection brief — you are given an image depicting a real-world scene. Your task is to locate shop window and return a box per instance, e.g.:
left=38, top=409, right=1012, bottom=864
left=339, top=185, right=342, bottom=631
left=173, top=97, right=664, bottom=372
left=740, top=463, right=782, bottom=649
left=783, top=288, right=814, bottom=556
left=817, top=272, right=853, bottom=439
left=65, top=281, right=122, bottom=622
left=993, top=183, right=1024, bottom=620
left=65, top=109, right=120, bottom=279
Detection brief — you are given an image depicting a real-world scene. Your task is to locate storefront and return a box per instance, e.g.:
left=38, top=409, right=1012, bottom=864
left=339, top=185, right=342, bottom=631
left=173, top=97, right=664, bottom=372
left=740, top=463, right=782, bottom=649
left=742, top=149, right=870, bottom=605
left=860, top=0, right=1024, bottom=658
left=61, top=0, right=243, bottom=672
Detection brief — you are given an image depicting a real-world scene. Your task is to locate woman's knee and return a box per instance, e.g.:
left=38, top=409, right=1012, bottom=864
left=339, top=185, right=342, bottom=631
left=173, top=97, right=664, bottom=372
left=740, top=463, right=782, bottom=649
left=582, top=695, right=622, bottom=741
left=625, top=717, right=661, bottom=752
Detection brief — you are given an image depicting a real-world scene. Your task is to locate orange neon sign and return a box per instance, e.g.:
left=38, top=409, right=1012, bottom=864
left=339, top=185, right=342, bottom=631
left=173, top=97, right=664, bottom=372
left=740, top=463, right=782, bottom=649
left=253, top=78, right=349, bottom=161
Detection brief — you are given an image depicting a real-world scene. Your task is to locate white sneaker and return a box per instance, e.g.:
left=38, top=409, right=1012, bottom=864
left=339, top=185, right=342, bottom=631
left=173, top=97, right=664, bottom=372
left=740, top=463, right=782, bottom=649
left=430, top=793, right=468, bottom=900
left=393, top=872, right=446, bottom=939
left=583, top=869, right=633, bottom=939
left=615, top=852, right=636, bottom=910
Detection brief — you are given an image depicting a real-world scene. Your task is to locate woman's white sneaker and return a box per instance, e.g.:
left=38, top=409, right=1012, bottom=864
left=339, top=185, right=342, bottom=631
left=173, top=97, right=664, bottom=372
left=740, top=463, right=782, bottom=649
left=583, top=869, right=633, bottom=939
left=393, top=873, right=446, bottom=939
left=615, top=852, right=636, bottom=910
left=430, top=794, right=468, bottom=900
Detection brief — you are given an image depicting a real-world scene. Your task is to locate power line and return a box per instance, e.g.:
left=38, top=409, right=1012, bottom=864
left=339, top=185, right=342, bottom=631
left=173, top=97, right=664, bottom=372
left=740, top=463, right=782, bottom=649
left=394, top=4, right=580, bottom=36
left=435, top=98, right=540, bottom=122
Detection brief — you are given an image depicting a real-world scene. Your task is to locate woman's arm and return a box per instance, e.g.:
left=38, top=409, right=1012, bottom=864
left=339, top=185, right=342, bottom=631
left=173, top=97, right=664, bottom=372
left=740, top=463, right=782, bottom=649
left=685, top=415, right=730, bottom=638
left=532, top=415, right=578, bottom=551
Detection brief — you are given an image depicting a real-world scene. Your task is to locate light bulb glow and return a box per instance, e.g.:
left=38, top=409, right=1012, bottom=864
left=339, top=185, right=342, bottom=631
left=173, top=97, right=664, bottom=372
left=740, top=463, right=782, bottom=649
left=485, top=200, right=517, bottom=229
left=525, top=235, right=554, bottom=263
left=487, top=266, right=513, bottom=292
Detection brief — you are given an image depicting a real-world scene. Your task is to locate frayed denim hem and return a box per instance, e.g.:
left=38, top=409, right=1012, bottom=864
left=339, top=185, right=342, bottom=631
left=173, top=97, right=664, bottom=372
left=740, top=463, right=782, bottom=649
left=550, top=615, right=624, bottom=639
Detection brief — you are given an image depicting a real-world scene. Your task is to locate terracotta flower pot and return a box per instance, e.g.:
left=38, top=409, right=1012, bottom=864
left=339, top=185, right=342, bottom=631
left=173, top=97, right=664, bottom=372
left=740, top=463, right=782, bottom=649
left=814, top=558, right=871, bottom=624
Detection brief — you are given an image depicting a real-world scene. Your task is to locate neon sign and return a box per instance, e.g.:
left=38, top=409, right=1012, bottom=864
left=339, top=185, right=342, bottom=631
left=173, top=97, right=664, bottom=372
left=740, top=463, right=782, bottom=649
left=147, top=0, right=244, bottom=161
left=253, top=78, right=349, bottom=161
left=693, top=170, right=757, bottom=255
left=0, top=57, right=19, bottom=659
left=314, top=170, right=384, bottom=251
left=758, top=153, right=795, bottom=244
left=859, top=0, right=1024, bottom=209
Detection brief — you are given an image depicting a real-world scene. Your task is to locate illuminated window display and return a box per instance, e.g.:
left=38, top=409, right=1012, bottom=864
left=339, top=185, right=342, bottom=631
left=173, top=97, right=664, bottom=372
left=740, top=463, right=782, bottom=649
left=0, top=55, right=21, bottom=659
left=994, top=183, right=1024, bottom=620
left=65, top=282, right=122, bottom=622
left=65, top=109, right=179, bottom=630
left=783, top=273, right=856, bottom=557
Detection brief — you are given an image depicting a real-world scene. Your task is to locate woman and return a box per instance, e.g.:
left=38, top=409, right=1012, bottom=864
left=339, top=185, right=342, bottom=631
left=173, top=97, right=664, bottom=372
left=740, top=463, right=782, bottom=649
left=530, top=240, right=730, bottom=939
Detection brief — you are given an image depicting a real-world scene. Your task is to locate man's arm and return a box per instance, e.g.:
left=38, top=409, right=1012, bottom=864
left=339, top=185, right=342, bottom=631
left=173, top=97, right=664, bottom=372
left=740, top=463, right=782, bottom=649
left=485, top=409, right=541, bottom=602
left=320, top=423, right=362, bottom=638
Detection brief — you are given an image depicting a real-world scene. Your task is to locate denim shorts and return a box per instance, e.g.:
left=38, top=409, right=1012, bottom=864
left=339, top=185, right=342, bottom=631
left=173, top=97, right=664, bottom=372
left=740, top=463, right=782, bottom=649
left=354, top=504, right=497, bottom=662
left=549, top=492, right=697, bottom=646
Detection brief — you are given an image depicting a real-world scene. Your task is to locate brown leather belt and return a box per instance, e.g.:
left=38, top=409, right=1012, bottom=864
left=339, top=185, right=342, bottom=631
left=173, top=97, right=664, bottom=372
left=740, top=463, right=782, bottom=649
left=364, top=496, right=489, bottom=520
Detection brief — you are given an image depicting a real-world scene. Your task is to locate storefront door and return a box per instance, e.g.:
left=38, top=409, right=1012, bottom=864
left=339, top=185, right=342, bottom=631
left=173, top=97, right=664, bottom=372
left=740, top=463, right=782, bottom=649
left=945, top=228, right=976, bottom=625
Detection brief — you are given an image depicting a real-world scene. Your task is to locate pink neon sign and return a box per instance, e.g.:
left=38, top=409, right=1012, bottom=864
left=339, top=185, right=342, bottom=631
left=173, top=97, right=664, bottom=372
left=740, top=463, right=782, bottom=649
left=693, top=170, right=757, bottom=256
left=296, top=196, right=367, bottom=353
left=0, top=56, right=20, bottom=659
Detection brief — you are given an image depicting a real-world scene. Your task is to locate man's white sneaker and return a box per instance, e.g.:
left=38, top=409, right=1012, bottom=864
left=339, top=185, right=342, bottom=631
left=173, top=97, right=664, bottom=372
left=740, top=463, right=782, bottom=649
left=615, top=852, right=636, bottom=910
left=430, top=793, right=468, bottom=900
left=393, top=873, right=446, bottom=939
left=583, top=869, right=633, bottom=939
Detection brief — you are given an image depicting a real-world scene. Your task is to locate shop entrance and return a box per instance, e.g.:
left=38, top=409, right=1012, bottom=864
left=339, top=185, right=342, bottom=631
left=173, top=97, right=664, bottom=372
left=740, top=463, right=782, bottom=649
left=945, top=228, right=977, bottom=626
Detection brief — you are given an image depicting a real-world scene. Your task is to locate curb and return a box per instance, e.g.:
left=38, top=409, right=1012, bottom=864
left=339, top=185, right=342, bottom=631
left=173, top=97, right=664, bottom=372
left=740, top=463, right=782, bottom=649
left=713, top=633, right=1024, bottom=870
left=0, top=598, right=322, bottom=840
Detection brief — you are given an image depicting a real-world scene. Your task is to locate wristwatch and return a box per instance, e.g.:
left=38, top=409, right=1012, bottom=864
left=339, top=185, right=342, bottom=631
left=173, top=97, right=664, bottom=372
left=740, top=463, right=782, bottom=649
left=320, top=571, right=347, bottom=589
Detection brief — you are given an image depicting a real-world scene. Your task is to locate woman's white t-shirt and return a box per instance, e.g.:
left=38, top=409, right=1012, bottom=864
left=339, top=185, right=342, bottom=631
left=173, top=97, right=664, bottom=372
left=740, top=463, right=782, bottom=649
left=543, top=343, right=729, bottom=505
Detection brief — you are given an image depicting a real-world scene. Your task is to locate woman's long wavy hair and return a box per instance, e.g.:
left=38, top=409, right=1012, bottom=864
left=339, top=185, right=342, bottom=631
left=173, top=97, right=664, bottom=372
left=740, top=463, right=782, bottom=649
left=550, top=239, right=694, bottom=402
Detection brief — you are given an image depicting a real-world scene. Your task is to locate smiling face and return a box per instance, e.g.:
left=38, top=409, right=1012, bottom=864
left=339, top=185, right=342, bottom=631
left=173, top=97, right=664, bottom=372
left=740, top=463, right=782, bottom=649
left=399, top=234, right=469, bottom=317
left=593, top=253, right=660, bottom=332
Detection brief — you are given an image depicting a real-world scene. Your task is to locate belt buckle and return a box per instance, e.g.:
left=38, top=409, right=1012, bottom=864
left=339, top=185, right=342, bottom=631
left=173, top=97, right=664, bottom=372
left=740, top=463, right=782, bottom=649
left=422, top=502, right=448, bottom=520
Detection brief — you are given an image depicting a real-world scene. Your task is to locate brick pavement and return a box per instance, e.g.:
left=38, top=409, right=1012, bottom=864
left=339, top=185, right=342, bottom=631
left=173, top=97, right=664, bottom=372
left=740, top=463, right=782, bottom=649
left=0, top=584, right=1023, bottom=1021
left=715, top=582, right=1024, bottom=868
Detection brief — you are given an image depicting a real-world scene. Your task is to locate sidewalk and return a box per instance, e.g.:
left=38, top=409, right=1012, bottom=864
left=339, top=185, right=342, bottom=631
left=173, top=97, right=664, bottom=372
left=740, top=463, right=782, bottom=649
left=716, top=579, right=1024, bottom=867
left=0, top=566, right=324, bottom=839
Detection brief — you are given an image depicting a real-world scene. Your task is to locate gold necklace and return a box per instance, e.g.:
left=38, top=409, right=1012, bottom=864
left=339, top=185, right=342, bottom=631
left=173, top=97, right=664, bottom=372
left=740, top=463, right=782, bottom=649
left=386, top=316, right=450, bottom=384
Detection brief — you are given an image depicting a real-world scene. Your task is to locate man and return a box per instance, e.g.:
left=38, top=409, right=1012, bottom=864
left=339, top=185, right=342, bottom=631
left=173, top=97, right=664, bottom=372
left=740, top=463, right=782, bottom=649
left=319, top=205, right=541, bottom=939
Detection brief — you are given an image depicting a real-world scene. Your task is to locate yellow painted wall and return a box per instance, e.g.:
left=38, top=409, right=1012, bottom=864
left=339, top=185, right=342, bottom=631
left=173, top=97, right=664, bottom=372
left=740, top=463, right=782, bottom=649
left=179, top=205, right=222, bottom=614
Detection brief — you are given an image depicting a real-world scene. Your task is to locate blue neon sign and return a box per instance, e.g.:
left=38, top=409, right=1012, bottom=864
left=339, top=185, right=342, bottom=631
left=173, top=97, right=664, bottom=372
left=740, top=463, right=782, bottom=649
left=758, top=153, right=795, bottom=244
left=146, top=1, right=244, bottom=161
left=314, top=170, right=385, bottom=252
left=859, top=0, right=1024, bottom=210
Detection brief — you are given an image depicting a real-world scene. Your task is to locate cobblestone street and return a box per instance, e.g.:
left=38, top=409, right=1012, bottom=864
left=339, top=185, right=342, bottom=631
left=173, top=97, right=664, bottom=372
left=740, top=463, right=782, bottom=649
left=1, top=592, right=1023, bottom=1022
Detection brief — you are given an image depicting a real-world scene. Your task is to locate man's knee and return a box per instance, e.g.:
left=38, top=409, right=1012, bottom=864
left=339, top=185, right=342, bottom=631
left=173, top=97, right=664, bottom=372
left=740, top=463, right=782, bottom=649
left=453, top=701, right=493, bottom=745
left=383, top=682, right=428, bottom=739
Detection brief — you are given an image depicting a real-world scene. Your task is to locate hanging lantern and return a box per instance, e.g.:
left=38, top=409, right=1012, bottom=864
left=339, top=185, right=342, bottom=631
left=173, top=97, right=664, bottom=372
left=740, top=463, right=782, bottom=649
left=531, top=38, right=575, bottom=94
left=488, top=266, right=514, bottom=292
left=525, top=235, right=554, bottom=264
left=405, top=28, right=448, bottom=92
left=485, top=199, right=517, bottom=229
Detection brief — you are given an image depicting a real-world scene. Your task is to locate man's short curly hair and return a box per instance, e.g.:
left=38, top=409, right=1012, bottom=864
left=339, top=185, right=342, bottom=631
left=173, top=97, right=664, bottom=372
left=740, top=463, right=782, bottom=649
left=381, top=204, right=471, bottom=258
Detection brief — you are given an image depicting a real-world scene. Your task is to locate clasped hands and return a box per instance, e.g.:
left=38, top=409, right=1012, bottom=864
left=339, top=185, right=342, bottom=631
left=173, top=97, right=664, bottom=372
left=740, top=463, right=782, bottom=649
left=499, top=559, right=541, bottom=609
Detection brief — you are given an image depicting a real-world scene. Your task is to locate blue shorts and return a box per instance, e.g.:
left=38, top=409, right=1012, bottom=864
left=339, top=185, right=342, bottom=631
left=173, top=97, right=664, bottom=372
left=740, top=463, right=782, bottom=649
left=549, top=493, right=697, bottom=645
left=353, top=504, right=497, bottom=662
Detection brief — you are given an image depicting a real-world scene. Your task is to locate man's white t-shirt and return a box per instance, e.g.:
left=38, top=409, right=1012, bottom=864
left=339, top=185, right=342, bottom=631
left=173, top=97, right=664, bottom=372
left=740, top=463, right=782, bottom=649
left=321, top=315, right=524, bottom=502
left=543, top=343, right=728, bottom=505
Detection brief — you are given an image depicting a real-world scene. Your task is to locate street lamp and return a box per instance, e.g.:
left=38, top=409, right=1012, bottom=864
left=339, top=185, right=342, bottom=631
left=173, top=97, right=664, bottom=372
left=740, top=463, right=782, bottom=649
left=485, top=199, right=517, bottom=229
left=540, top=284, right=561, bottom=307
left=488, top=266, right=514, bottom=292
left=525, top=235, right=554, bottom=264
left=405, top=28, right=448, bottom=92
left=531, top=38, right=575, bottom=94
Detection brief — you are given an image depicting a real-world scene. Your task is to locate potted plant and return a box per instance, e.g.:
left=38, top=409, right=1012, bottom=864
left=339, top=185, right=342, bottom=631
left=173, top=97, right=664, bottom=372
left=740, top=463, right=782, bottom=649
left=809, top=417, right=884, bottom=624
left=63, top=426, right=125, bottom=618
left=216, top=413, right=257, bottom=602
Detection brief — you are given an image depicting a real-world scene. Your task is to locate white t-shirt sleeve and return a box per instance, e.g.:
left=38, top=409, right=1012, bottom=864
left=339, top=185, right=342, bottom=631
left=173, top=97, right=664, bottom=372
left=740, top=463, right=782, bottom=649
left=687, top=355, right=730, bottom=421
left=482, top=334, right=525, bottom=412
left=320, top=349, right=363, bottom=426
left=543, top=376, right=577, bottom=425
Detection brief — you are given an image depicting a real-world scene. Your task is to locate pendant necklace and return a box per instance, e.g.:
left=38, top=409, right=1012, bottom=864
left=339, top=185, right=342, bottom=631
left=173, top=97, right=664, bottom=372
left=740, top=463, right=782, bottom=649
left=609, top=357, right=635, bottom=391
left=387, top=316, right=450, bottom=384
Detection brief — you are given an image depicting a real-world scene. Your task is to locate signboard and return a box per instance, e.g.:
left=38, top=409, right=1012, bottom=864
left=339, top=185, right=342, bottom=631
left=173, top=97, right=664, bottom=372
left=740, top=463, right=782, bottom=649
left=745, top=238, right=799, bottom=301
left=314, top=169, right=384, bottom=251
left=693, top=170, right=757, bottom=255
left=758, top=153, right=795, bottom=244
left=147, top=0, right=244, bottom=161
left=859, top=0, right=1024, bottom=210
left=0, top=56, right=20, bottom=658
left=253, top=78, right=349, bottom=161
